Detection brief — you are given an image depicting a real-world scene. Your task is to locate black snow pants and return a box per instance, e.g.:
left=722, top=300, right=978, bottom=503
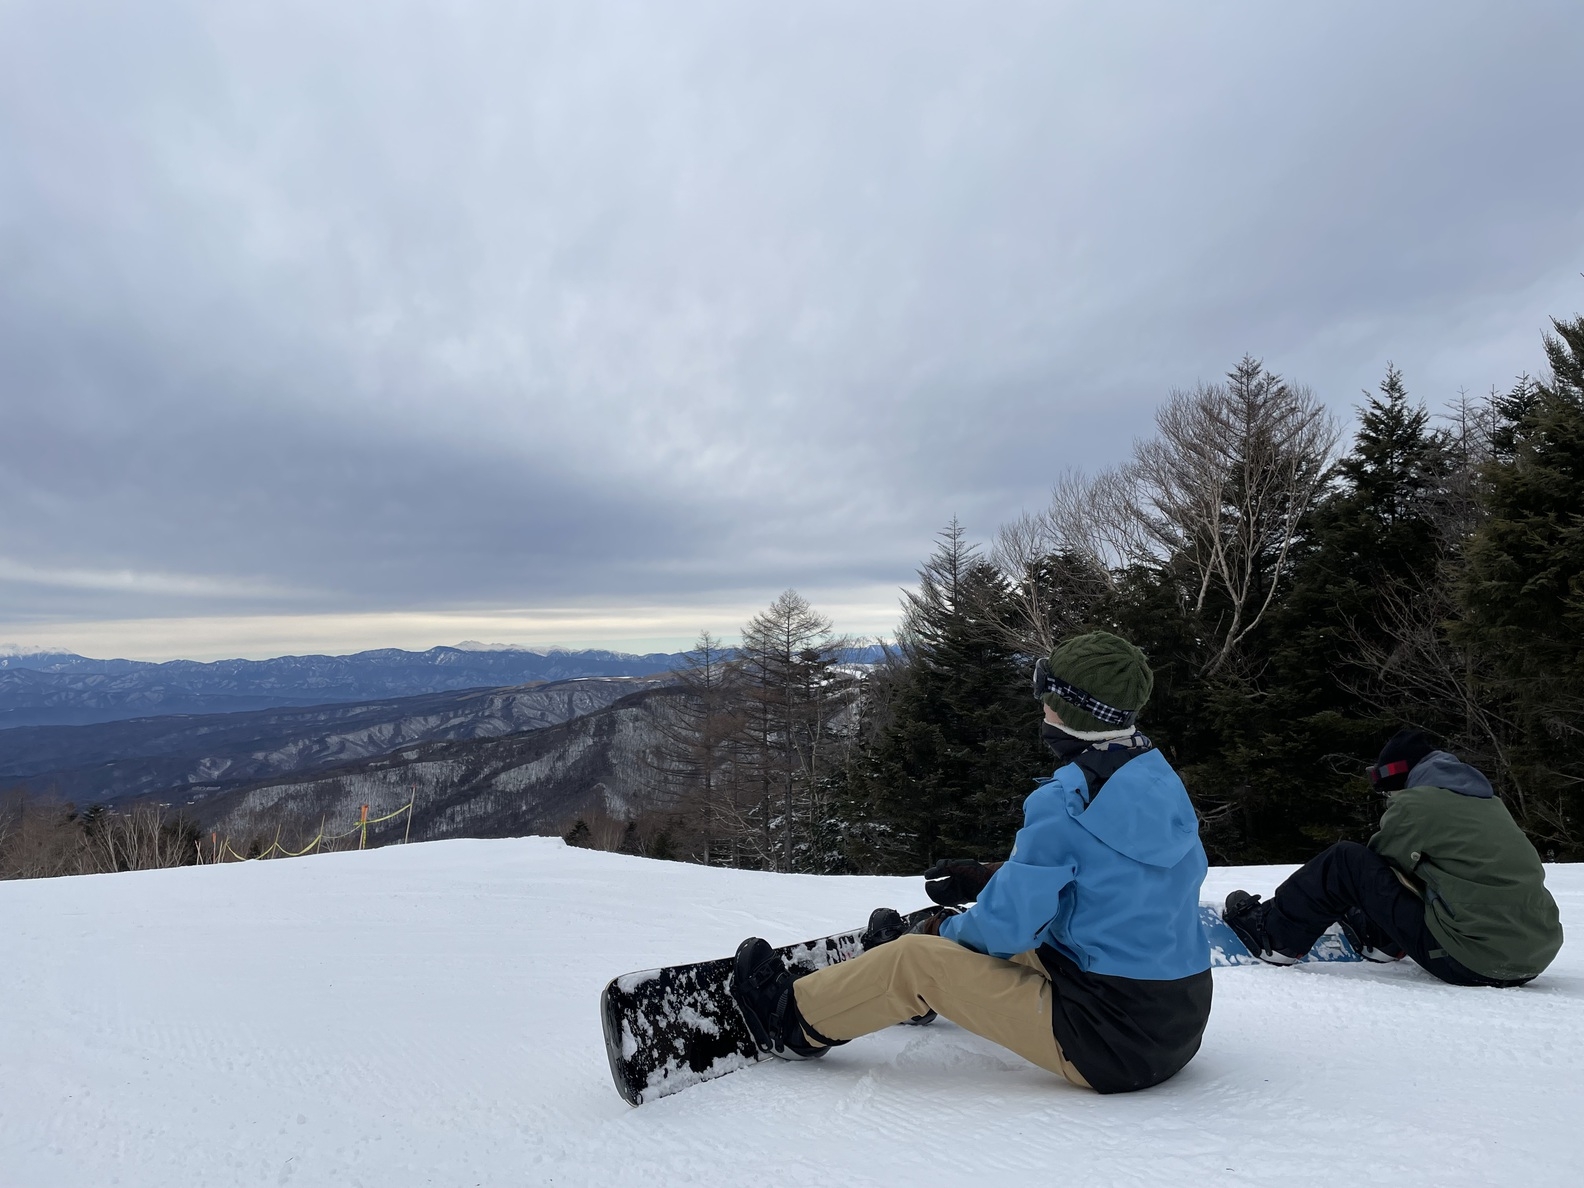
left=1263, top=841, right=1530, bottom=988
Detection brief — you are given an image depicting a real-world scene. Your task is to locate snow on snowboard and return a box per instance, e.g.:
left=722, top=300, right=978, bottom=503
left=599, top=904, right=1361, bottom=1106
left=1201, top=905, right=1361, bottom=966
left=599, top=907, right=939, bottom=1105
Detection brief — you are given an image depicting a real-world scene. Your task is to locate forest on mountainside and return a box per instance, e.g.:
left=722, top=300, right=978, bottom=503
left=630, top=314, right=1584, bottom=869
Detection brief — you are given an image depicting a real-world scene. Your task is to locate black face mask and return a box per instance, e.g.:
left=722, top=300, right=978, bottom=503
left=1040, top=721, right=1089, bottom=761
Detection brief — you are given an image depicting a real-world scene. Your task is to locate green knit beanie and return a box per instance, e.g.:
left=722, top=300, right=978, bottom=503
left=1041, top=631, right=1154, bottom=736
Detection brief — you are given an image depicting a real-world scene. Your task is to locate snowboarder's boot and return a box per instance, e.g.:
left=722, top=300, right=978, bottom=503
left=1338, top=907, right=1407, bottom=963
left=862, top=907, right=908, bottom=948
left=732, top=938, right=846, bottom=1060
left=1223, top=891, right=1303, bottom=965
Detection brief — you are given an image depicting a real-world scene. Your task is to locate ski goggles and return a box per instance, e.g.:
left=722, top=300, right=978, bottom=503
left=1032, top=657, right=1138, bottom=728
left=1367, top=759, right=1412, bottom=787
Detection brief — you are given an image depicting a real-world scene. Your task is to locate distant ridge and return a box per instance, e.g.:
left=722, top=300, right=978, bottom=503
left=199, top=684, right=687, bottom=841
left=0, top=645, right=691, bottom=728
left=0, top=676, right=668, bottom=807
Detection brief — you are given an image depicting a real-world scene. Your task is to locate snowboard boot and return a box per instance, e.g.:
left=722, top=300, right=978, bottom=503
left=731, top=938, right=846, bottom=1060
left=1338, top=907, right=1407, bottom=963
left=859, top=909, right=937, bottom=1025
left=1223, top=891, right=1303, bottom=966
left=861, top=907, right=908, bottom=949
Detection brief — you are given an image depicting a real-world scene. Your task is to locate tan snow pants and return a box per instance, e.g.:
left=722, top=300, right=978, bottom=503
left=790, top=933, right=1091, bottom=1089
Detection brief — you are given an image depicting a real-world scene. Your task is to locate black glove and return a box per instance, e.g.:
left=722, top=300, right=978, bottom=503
left=923, top=859, right=997, bottom=906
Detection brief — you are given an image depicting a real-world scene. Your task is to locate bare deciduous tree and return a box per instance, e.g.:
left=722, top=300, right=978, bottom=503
left=1128, top=357, right=1339, bottom=672
left=0, top=795, right=199, bottom=881
left=993, top=471, right=1145, bottom=655
left=645, top=594, right=857, bottom=873
left=645, top=631, right=743, bottom=866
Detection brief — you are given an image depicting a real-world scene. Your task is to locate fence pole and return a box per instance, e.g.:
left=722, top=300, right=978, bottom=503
left=403, top=783, right=416, bottom=845
left=359, top=804, right=369, bottom=851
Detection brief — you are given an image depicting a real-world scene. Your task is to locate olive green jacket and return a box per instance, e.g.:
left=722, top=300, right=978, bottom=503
left=1368, top=752, right=1563, bottom=981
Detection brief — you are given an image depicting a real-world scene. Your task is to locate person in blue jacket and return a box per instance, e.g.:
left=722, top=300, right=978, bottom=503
left=733, top=631, right=1213, bottom=1094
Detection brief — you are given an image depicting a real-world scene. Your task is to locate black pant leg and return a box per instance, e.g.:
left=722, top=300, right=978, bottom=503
left=1265, top=842, right=1533, bottom=987
left=1264, top=841, right=1432, bottom=960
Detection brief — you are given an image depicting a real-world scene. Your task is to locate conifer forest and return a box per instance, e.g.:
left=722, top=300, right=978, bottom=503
left=639, top=314, right=1584, bottom=870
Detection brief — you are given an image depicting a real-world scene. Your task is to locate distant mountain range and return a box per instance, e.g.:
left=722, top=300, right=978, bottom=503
left=0, top=645, right=692, bottom=728
left=0, top=676, right=669, bottom=808
left=199, top=684, right=684, bottom=844
left=0, top=641, right=887, bottom=839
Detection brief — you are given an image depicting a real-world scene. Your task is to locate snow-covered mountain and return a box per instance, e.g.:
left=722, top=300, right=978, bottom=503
left=0, top=645, right=692, bottom=728
left=2, top=842, right=1578, bottom=1186
left=0, top=677, right=669, bottom=808
left=198, top=684, right=681, bottom=840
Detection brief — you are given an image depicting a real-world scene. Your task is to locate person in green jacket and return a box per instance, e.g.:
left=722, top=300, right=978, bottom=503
left=1222, top=728, right=1563, bottom=986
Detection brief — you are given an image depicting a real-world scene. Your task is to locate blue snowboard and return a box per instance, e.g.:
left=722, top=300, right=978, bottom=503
left=1200, top=905, right=1361, bottom=965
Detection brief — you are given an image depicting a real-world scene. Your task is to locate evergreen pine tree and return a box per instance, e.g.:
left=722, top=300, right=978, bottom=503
left=737, top=590, right=854, bottom=872
left=1275, top=365, right=1454, bottom=706
left=1255, top=365, right=1458, bottom=845
left=1459, top=316, right=1584, bottom=854
left=846, top=523, right=1046, bottom=872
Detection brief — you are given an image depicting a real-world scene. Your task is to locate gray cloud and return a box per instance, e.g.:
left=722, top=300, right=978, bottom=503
left=2, top=0, right=1581, bottom=650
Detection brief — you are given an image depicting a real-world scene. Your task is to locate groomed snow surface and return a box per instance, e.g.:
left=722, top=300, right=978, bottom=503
left=3, top=839, right=1580, bottom=1187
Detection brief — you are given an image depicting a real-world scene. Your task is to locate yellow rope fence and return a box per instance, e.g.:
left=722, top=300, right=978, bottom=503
left=207, top=799, right=416, bottom=863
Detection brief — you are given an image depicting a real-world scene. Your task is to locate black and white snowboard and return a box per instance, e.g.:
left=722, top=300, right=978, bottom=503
left=599, top=907, right=938, bottom=1106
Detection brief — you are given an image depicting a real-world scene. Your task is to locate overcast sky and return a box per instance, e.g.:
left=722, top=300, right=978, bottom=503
left=2, top=1, right=1581, bottom=660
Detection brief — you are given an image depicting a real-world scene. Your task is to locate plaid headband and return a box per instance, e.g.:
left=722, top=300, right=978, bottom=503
left=1037, top=668, right=1138, bottom=728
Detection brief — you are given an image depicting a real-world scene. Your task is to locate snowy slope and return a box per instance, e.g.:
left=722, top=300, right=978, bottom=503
left=2, top=840, right=1579, bottom=1188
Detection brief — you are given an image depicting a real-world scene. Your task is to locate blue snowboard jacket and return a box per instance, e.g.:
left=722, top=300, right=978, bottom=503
left=938, top=746, right=1213, bottom=1092
left=940, top=747, right=1210, bottom=981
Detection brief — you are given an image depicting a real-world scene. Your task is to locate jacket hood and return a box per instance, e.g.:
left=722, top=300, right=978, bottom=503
left=1069, top=748, right=1200, bottom=868
left=1405, top=750, right=1493, bottom=799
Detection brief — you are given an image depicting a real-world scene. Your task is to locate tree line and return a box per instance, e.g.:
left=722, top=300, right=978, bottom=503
left=644, top=314, right=1584, bottom=870
left=0, top=795, right=201, bottom=880
left=602, top=591, right=861, bottom=871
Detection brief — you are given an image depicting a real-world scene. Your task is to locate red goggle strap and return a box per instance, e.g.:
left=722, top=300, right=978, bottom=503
left=1369, top=759, right=1412, bottom=785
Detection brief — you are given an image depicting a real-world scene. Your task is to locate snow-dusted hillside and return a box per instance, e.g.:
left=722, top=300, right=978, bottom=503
left=0, top=677, right=667, bottom=808
left=3, top=841, right=1579, bottom=1187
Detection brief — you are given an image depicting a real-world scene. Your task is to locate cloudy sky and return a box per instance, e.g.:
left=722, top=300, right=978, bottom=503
left=1, top=1, right=1581, bottom=660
